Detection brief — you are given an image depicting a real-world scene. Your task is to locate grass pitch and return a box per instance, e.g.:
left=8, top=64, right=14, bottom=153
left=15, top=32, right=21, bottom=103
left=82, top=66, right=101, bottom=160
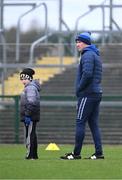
left=0, top=144, right=122, bottom=179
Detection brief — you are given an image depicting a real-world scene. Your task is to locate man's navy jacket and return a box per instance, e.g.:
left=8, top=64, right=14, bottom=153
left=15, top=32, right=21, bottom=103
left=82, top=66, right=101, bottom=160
left=76, top=44, right=102, bottom=98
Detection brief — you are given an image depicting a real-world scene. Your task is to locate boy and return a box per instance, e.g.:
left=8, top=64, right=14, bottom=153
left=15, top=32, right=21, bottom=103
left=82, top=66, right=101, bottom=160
left=20, top=68, right=41, bottom=160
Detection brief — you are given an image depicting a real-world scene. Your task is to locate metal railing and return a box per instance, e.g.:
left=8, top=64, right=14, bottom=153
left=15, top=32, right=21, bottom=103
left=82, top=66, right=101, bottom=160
left=0, top=95, right=122, bottom=144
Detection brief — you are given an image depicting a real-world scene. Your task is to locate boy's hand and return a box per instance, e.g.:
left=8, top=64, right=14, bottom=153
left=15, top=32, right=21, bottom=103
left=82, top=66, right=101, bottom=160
left=24, top=116, right=32, bottom=126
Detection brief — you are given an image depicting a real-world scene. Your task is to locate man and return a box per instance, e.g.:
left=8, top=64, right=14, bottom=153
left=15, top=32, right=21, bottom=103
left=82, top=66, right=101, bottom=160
left=60, top=32, right=104, bottom=160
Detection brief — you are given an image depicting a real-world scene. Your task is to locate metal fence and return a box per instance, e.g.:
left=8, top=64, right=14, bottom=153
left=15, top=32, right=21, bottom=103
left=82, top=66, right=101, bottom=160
left=0, top=42, right=122, bottom=144
left=0, top=95, right=122, bottom=144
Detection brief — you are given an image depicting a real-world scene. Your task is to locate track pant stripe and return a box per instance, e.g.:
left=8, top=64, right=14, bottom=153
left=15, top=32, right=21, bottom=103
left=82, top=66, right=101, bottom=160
left=79, top=97, right=87, bottom=119
left=77, top=98, right=85, bottom=119
left=26, top=122, right=33, bottom=157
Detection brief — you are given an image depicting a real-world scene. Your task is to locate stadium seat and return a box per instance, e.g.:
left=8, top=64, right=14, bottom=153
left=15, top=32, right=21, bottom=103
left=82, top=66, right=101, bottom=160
left=1, top=56, right=74, bottom=95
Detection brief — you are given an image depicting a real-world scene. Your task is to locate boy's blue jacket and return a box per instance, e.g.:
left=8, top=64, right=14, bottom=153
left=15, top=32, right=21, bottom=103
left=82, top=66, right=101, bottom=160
left=76, top=44, right=102, bottom=98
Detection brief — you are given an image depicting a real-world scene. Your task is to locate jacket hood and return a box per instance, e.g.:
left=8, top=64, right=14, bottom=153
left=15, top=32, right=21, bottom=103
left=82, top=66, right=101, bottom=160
left=82, top=44, right=100, bottom=56
left=27, top=79, right=41, bottom=92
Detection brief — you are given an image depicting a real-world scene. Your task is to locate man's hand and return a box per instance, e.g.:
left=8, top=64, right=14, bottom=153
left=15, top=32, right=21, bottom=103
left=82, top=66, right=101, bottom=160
left=24, top=116, right=32, bottom=126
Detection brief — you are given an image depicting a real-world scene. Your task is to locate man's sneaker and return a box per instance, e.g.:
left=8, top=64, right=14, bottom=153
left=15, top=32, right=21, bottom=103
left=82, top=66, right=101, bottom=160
left=85, top=153, right=104, bottom=160
left=60, top=152, right=81, bottom=160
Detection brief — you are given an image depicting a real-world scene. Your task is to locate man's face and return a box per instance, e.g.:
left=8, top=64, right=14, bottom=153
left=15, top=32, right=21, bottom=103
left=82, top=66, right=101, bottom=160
left=76, top=41, right=86, bottom=51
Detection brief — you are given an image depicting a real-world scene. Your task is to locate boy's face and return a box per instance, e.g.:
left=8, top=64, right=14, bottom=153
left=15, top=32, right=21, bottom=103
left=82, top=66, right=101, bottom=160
left=20, top=79, right=30, bottom=86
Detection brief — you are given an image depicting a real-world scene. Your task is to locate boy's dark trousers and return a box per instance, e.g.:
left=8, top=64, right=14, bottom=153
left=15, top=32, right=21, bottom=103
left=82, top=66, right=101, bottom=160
left=25, top=121, right=38, bottom=159
left=74, top=94, right=103, bottom=156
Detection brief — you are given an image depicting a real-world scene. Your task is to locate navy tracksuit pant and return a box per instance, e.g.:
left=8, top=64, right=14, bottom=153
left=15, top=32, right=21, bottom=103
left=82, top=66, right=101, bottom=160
left=74, top=94, right=103, bottom=156
left=25, top=121, right=38, bottom=159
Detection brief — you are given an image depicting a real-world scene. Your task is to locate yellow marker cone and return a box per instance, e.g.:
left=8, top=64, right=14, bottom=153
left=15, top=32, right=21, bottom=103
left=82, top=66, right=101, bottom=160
left=45, top=143, right=60, bottom=151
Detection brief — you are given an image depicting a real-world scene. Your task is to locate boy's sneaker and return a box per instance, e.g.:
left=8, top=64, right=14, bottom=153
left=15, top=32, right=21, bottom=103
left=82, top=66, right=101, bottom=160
left=25, top=156, right=38, bottom=160
left=60, top=152, right=81, bottom=160
left=85, top=153, right=104, bottom=160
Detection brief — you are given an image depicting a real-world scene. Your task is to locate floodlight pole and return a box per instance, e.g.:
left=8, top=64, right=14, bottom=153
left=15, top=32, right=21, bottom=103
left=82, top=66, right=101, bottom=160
left=58, top=0, right=63, bottom=69
left=89, top=1, right=122, bottom=43
left=74, top=9, right=95, bottom=62
left=101, top=5, right=105, bottom=44
left=0, top=0, right=7, bottom=95
left=16, top=5, right=36, bottom=62
left=89, top=5, right=106, bottom=44
left=0, top=0, right=3, bottom=29
left=3, top=3, right=36, bottom=7
left=16, top=2, right=48, bottom=62
left=109, top=0, right=113, bottom=43
left=29, top=32, right=52, bottom=64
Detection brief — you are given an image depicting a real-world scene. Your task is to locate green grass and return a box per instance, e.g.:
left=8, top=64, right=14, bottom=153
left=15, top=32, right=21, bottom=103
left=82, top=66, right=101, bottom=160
left=0, top=144, right=122, bottom=179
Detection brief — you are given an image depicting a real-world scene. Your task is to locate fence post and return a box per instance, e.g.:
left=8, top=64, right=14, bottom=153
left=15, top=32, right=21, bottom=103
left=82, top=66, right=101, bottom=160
left=14, top=96, right=20, bottom=143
